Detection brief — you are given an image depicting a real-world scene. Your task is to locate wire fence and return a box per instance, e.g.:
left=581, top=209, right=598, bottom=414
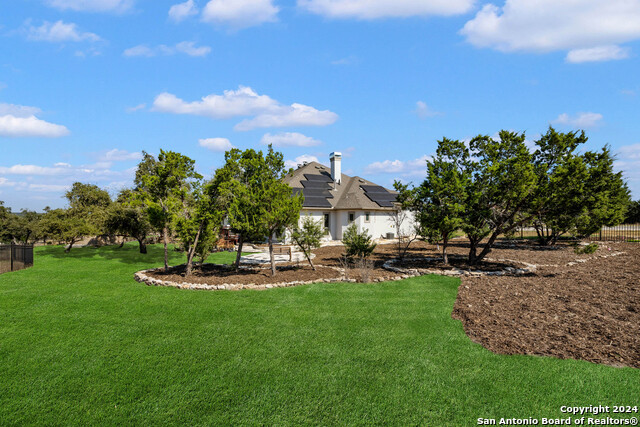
left=0, top=244, right=34, bottom=274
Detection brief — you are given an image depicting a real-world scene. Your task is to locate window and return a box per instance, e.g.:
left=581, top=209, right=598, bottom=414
left=348, top=212, right=355, bottom=223
left=365, top=212, right=370, bottom=222
left=324, top=213, right=330, bottom=229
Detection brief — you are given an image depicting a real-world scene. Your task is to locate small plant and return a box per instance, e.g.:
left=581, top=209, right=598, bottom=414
left=574, top=243, right=598, bottom=254
left=290, top=216, right=324, bottom=270
left=342, top=223, right=376, bottom=260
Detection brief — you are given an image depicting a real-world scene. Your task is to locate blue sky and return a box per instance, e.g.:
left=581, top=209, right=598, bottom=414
left=1, top=0, right=639, bottom=210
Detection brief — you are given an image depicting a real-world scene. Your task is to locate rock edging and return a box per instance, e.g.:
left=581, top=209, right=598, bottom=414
left=134, top=264, right=356, bottom=291
left=382, top=257, right=536, bottom=278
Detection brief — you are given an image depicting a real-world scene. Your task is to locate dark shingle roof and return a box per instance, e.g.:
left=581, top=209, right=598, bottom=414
left=283, top=161, right=397, bottom=210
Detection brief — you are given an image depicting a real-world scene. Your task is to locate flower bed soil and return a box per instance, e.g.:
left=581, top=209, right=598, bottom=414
left=452, top=241, right=640, bottom=369
left=147, top=264, right=343, bottom=286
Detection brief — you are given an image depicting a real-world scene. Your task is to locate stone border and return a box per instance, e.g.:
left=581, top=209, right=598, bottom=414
left=382, top=257, right=537, bottom=277
left=134, top=264, right=357, bottom=291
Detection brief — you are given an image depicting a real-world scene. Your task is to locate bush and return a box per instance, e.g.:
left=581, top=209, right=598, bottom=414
left=342, top=224, right=376, bottom=260
left=574, top=243, right=598, bottom=254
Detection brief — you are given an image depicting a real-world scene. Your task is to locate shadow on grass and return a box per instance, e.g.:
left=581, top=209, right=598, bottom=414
left=35, top=243, right=186, bottom=265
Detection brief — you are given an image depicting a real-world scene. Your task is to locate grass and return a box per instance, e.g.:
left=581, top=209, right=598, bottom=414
left=1, top=244, right=638, bottom=425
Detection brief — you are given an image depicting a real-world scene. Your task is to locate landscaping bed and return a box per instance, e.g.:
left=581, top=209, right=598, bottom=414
left=145, top=263, right=344, bottom=287
left=452, top=241, right=640, bottom=369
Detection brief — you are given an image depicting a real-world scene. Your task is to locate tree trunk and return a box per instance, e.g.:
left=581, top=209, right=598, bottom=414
left=163, top=226, right=169, bottom=271
left=65, top=238, right=76, bottom=253
left=137, top=237, right=147, bottom=254
left=468, top=239, right=478, bottom=264
left=234, top=234, right=244, bottom=270
left=305, top=249, right=316, bottom=271
left=442, top=234, right=449, bottom=265
left=119, top=236, right=126, bottom=248
left=472, top=231, right=500, bottom=265
left=268, top=235, right=276, bottom=277
left=185, top=222, right=203, bottom=277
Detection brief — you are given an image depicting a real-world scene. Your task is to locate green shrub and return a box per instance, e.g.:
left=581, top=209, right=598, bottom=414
left=574, top=243, right=598, bottom=254
left=342, top=224, right=376, bottom=260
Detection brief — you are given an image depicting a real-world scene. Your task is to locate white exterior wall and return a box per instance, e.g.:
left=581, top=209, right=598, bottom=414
left=292, top=209, right=416, bottom=242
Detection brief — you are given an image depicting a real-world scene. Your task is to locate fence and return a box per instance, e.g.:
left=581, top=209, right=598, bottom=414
left=0, top=244, right=34, bottom=274
left=508, top=224, right=640, bottom=242
left=588, top=224, right=640, bottom=242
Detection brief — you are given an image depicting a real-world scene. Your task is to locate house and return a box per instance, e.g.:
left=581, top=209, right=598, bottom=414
left=283, top=152, right=414, bottom=241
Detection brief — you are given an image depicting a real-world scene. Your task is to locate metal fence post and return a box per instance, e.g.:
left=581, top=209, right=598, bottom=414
left=10, top=242, right=14, bottom=272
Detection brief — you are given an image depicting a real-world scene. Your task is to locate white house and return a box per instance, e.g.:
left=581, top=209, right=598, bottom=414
left=283, top=152, right=415, bottom=241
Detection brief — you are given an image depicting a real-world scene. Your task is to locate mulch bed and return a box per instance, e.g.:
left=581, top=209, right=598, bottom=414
left=452, top=241, right=640, bottom=369
left=147, top=263, right=343, bottom=286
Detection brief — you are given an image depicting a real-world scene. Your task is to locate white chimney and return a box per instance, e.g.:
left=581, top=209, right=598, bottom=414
left=330, top=152, right=342, bottom=184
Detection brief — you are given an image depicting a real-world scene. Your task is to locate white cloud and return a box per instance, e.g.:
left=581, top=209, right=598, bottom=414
left=551, top=112, right=603, bottom=128
left=124, top=41, right=211, bottom=57
left=0, top=177, right=17, bottom=187
left=152, top=86, right=277, bottom=118
left=285, top=154, right=319, bottom=169
left=151, top=86, right=338, bottom=131
left=566, top=45, right=630, bottom=63
left=0, top=114, right=70, bottom=138
left=0, top=103, right=41, bottom=118
left=29, top=184, right=71, bottom=192
left=298, top=0, right=474, bottom=19
left=261, top=132, right=322, bottom=147
left=99, top=149, right=142, bottom=162
left=235, top=104, right=338, bottom=131
left=461, top=1, right=640, bottom=61
left=26, top=20, right=101, bottom=43
left=202, top=0, right=279, bottom=29
left=364, top=155, right=431, bottom=177
left=0, top=164, right=69, bottom=175
left=126, top=103, right=146, bottom=112
left=169, top=0, right=199, bottom=22
left=45, top=0, right=134, bottom=12
left=415, top=101, right=441, bottom=119
left=199, top=137, right=234, bottom=151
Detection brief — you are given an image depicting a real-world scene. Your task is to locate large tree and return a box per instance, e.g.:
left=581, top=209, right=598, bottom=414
left=530, top=127, right=590, bottom=245
left=104, top=190, right=152, bottom=254
left=213, top=148, right=267, bottom=270
left=396, top=138, right=469, bottom=264
left=257, top=147, right=303, bottom=276
left=134, top=150, right=202, bottom=270
left=39, top=208, right=93, bottom=252
left=462, top=131, right=538, bottom=264
left=175, top=181, right=222, bottom=276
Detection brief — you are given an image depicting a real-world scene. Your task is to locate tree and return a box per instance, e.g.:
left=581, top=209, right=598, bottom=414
left=65, top=182, right=113, bottom=246
left=134, top=150, right=202, bottom=271
left=0, top=201, right=11, bottom=243
left=213, top=147, right=294, bottom=271
left=5, top=210, right=41, bottom=244
left=104, top=191, right=152, bottom=254
left=462, top=131, right=537, bottom=264
left=175, top=181, right=222, bottom=276
left=290, top=216, right=323, bottom=270
left=573, top=146, right=630, bottom=237
left=386, top=188, right=419, bottom=263
left=626, top=200, right=640, bottom=224
left=397, top=138, right=468, bottom=264
left=530, top=128, right=589, bottom=245
left=255, top=147, right=303, bottom=276
left=342, top=223, right=376, bottom=260
left=39, top=208, right=93, bottom=252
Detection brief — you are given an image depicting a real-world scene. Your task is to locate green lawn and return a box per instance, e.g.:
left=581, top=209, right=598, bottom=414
left=1, top=244, right=638, bottom=425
